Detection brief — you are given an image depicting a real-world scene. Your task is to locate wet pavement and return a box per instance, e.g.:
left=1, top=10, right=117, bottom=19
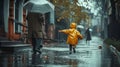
left=36, top=36, right=103, bottom=67
left=0, top=36, right=116, bottom=67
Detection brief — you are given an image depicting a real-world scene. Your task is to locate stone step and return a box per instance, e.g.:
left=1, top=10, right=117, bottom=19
left=0, top=37, right=8, bottom=41
left=0, top=44, right=31, bottom=53
left=0, top=39, right=26, bottom=53
left=0, top=40, right=24, bottom=45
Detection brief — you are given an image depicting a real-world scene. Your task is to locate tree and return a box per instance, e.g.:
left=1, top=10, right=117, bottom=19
left=49, top=0, right=89, bottom=23
left=107, top=0, right=120, bottom=40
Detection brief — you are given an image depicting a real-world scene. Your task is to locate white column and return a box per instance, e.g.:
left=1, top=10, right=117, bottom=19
left=4, top=0, right=9, bottom=33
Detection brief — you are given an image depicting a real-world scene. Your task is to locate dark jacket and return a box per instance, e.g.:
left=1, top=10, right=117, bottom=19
left=85, top=28, right=91, bottom=41
left=27, top=12, right=43, bottom=38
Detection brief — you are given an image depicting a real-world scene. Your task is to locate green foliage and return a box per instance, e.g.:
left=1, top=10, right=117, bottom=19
left=104, top=38, right=120, bottom=51
left=49, top=0, right=89, bottom=23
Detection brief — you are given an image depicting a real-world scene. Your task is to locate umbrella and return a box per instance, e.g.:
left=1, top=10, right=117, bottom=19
left=77, top=25, right=84, bottom=29
left=89, top=28, right=92, bottom=31
left=24, top=0, right=54, bottom=14
left=23, top=0, right=55, bottom=23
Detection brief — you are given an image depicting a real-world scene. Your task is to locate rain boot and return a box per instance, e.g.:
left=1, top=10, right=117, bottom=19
left=69, top=45, right=72, bottom=54
left=73, top=48, right=76, bottom=53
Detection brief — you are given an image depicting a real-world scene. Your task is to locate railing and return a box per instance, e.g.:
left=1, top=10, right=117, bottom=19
left=14, top=20, right=28, bottom=28
left=13, top=20, right=29, bottom=43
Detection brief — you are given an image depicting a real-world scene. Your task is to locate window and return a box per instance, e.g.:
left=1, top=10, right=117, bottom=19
left=15, top=0, right=22, bottom=33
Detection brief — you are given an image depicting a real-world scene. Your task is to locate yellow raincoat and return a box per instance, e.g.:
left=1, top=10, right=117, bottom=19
left=59, top=22, right=83, bottom=46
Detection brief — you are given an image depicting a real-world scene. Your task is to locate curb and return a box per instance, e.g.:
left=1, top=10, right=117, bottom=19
left=110, top=45, right=120, bottom=64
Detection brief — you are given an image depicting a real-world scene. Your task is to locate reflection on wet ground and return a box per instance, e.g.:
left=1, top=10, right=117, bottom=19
left=0, top=52, right=29, bottom=67
left=0, top=47, right=96, bottom=67
left=29, top=50, right=93, bottom=67
left=0, top=36, right=119, bottom=67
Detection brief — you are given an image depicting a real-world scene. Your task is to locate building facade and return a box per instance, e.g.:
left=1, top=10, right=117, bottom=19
left=0, top=0, right=55, bottom=41
left=0, top=0, right=28, bottom=40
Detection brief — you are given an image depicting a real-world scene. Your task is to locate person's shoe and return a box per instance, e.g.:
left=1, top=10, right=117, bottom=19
left=73, top=50, right=76, bottom=53
left=35, top=49, right=41, bottom=54
left=73, top=48, right=76, bottom=53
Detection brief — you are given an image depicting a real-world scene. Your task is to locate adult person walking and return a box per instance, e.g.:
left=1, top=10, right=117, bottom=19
left=27, top=13, right=44, bottom=54
left=85, top=28, right=91, bottom=45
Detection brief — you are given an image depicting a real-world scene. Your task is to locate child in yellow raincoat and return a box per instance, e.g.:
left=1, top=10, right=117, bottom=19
left=59, top=22, right=83, bottom=54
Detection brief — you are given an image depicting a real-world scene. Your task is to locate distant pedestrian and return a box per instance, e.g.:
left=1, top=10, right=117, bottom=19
left=85, top=28, right=91, bottom=45
left=59, top=22, right=83, bottom=54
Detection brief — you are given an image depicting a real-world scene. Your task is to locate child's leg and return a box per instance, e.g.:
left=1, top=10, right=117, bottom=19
left=69, top=45, right=72, bottom=54
left=73, top=46, right=76, bottom=53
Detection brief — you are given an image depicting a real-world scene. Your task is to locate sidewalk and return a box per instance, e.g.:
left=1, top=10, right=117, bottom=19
left=29, top=36, right=106, bottom=67
left=0, top=36, right=113, bottom=67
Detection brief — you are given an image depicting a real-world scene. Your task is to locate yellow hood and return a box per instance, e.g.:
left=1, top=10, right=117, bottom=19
left=70, top=22, right=77, bottom=29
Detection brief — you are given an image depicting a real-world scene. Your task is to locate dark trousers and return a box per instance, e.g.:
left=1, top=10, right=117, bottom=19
left=32, top=38, right=42, bottom=54
left=69, top=44, right=76, bottom=54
